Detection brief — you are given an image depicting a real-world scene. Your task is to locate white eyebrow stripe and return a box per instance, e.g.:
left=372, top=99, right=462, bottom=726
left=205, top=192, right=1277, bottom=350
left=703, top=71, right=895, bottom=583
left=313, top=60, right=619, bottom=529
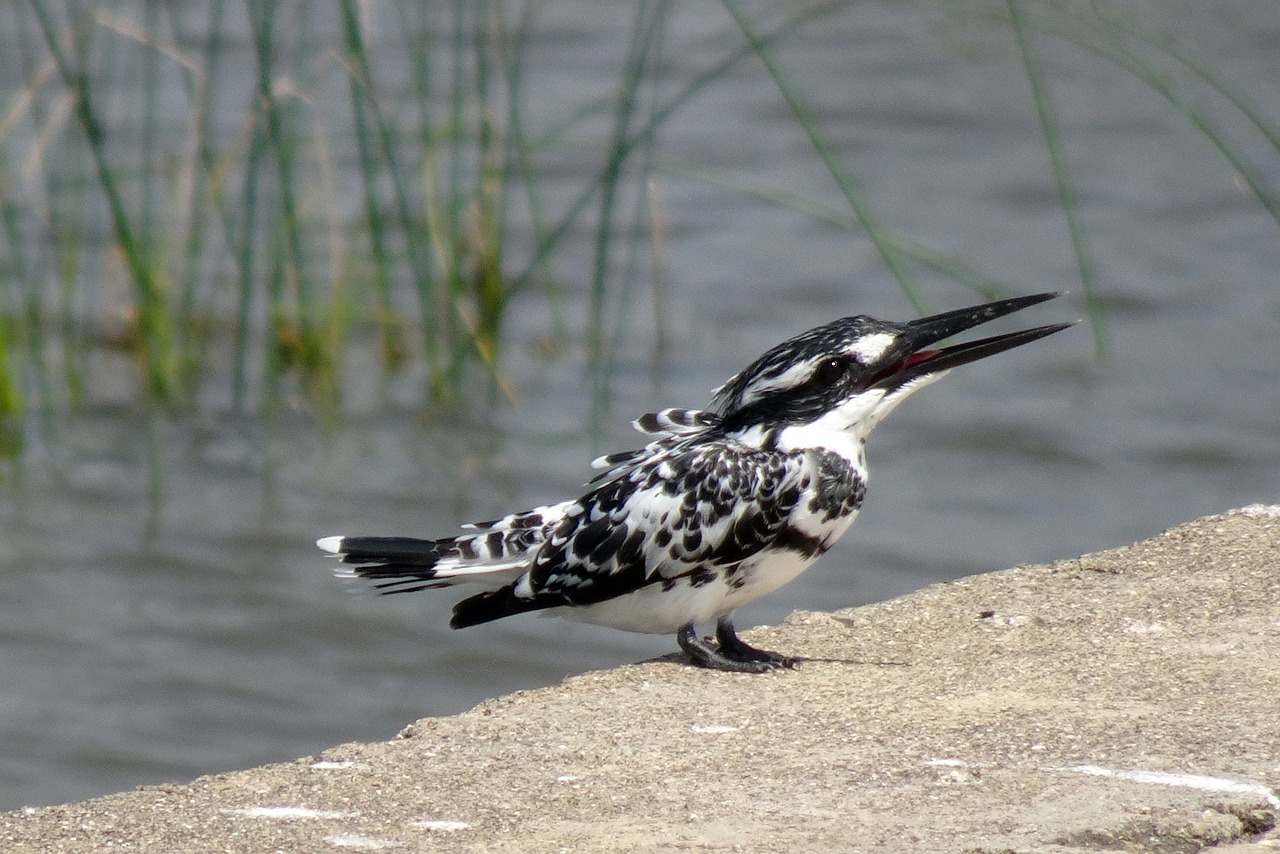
left=740, top=359, right=817, bottom=404
left=848, top=331, right=896, bottom=363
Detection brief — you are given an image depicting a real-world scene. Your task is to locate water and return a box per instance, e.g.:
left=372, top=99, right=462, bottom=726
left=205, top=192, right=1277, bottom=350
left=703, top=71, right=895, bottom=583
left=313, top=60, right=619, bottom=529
left=2, top=2, right=1279, bottom=811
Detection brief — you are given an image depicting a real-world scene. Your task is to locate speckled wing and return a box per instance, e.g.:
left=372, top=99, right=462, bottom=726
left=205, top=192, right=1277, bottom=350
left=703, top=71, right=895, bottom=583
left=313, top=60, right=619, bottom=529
left=526, top=438, right=811, bottom=608
left=589, top=407, right=721, bottom=484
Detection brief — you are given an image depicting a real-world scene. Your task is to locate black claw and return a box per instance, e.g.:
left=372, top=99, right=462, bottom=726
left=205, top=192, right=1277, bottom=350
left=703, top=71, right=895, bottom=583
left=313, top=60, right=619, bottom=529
left=715, top=617, right=798, bottom=669
left=675, top=620, right=798, bottom=673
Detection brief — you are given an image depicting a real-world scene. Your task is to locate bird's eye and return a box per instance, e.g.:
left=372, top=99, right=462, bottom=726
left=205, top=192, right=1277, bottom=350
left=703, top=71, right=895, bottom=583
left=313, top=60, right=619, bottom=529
left=813, top=356, right=849, bottom=385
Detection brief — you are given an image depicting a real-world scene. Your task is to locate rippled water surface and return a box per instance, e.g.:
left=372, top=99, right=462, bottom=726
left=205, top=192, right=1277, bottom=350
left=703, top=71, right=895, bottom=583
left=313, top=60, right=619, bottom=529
left=2, top=2, right=1278, bottom=810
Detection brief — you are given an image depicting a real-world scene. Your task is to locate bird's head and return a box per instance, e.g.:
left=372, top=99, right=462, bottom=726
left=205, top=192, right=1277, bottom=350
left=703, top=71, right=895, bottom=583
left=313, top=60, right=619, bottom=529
left=713, top=292, right=1074, bottom=443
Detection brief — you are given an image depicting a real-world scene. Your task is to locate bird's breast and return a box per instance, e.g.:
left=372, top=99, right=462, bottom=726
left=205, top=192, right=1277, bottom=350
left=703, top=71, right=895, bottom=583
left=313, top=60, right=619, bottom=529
left=805, top=448, right=867, bottom=522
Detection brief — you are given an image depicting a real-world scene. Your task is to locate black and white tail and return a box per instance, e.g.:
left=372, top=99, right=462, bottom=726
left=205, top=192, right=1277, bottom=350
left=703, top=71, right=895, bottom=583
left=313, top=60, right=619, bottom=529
left=318, top=501, right=572, bottom=595
left=319, top=409, right=717, bottom=604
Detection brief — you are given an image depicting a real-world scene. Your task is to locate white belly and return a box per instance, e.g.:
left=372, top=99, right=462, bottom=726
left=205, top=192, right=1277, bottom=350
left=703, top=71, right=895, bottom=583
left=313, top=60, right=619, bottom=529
left=547, top=547, right=828, bottom=635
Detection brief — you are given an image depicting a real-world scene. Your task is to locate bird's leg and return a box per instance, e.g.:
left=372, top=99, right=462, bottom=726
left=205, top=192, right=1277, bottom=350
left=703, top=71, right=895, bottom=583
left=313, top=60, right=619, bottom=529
left=715, top=616, right=798, bottom=669
left=676, top=621, right=796, bottom=673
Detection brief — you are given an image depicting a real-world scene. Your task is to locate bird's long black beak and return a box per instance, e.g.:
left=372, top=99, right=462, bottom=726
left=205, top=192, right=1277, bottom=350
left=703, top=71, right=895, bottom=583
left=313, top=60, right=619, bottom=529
left=871, top=292, right=1075, bottom=389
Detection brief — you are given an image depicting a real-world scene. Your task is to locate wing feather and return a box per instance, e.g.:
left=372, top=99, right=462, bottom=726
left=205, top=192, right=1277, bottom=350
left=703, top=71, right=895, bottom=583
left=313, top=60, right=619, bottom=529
left=589, top=408, right=721, bottom=483
left=521, top=439, right=810, bottom=608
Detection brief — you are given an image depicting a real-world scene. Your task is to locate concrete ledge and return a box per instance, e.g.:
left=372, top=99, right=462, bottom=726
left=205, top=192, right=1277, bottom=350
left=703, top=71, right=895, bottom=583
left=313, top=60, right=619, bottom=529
left=4, top=507, right=1279, bottom=852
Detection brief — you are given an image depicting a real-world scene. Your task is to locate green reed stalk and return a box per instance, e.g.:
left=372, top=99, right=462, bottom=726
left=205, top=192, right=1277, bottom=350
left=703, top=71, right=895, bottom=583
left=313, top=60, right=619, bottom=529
left=401, top=5, right=453, bottom=394
left=249, top=2, right=321, bottom=398
left=28, top=0, right=176, bottom=400
left=164, top=0, right=229, bottom=391
left=139, top=0, right=161, bottom=266
left=444, top=0, right=469, bottom=363
left=338, top=0, right=400, bottom=366
left=1032, top=10, right=1280, bottom=229
left=494, top=1, right=567, bottom=340
left=21, top=7, right=92, bottom=410
left=0, top=132, right=51, bottom=423
left=596, top=15, right=670, bottom=395
left=587, top=0, right=666, bottom=365
left=446, top=3, right=490, bottom=383
left=0, top=311, right=20, bottom=423
left=1007, top=0, right=1106, bottom=356
left=231, top=76, right=267, bottom=409
left=1120, top=22, right=1280, bottom=155
left=506, top=1, right=842, bottom=298
left=721, top=0, right=927, bottom=311
left=467, top=2, right=507, bottom=372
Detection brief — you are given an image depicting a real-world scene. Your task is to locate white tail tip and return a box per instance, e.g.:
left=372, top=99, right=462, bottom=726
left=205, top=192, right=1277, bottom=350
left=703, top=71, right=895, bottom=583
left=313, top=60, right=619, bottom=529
left=316, top=536, right=345, bottom=554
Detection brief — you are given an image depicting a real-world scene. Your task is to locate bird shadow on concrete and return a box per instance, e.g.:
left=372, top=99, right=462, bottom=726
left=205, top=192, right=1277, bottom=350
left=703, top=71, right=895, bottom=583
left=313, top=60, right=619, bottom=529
left=644, top=652, right=913, bottom=669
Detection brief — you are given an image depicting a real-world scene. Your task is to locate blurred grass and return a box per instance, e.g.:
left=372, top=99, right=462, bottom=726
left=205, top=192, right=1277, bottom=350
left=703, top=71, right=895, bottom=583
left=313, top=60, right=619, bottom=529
left=0, top=1, right=1277, bottom=454
left=720, top=0, right=1279, bottom=340
left=2, top=0, right=683, bottom=421
left=723, top=0, right=928, bottom=312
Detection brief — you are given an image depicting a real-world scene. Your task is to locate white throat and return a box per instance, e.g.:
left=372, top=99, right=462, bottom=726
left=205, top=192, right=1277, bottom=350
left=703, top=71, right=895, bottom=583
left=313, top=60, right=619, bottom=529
left=775, top=369, right=949, bottom=460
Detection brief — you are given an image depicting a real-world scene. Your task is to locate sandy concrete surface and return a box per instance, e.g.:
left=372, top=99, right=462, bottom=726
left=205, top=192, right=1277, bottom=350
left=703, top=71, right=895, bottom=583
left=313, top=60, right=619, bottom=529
left=3, top=506, right=1279, bottom=852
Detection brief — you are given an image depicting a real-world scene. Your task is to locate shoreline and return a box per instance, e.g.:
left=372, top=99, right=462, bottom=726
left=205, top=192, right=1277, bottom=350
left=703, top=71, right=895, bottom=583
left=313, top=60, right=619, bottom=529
left=4, top=506, right=1278, bottom=852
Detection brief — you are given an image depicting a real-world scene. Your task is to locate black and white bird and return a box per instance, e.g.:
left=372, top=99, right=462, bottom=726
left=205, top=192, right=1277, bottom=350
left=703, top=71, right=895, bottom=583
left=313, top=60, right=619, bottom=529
left=319, top=292, right=1073, bottom=672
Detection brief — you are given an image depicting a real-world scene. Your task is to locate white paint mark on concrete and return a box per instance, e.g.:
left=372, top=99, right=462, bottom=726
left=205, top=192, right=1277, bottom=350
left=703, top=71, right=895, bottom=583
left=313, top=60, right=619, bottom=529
left=983, top=613, right=1029, bottom=627
left=311, top=760, right=356, bottom=769
left=1068, top=765, right=1280, bottom=809
left=691, top=724, right=739, bottom=734
left=227, top=805, right=349, bottom=819
left=325, top=834, right=398, bottom=849
left=411, top=819, right=471, bottom=832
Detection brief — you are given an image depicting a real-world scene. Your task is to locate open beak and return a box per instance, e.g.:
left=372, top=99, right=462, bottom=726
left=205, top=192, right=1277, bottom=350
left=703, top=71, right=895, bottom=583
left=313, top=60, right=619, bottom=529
left=869, top=292, right=1076, bottom=390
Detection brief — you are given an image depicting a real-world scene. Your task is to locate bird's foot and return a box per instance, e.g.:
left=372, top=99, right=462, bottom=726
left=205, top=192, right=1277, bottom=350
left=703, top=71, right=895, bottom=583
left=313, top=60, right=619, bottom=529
left=676, top=621, right=798, bottom=673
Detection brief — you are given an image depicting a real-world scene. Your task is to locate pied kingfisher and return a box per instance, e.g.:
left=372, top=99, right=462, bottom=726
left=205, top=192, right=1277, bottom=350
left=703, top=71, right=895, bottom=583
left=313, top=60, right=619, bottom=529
left=319, top=293, right=1073, bottom=672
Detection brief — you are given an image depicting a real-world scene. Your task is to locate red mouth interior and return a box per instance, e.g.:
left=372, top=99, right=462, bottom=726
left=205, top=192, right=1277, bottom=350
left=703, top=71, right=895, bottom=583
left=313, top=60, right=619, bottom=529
left=869, top=348, right=941, bottom=387
left=899, top=349, right=939, bottom=372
